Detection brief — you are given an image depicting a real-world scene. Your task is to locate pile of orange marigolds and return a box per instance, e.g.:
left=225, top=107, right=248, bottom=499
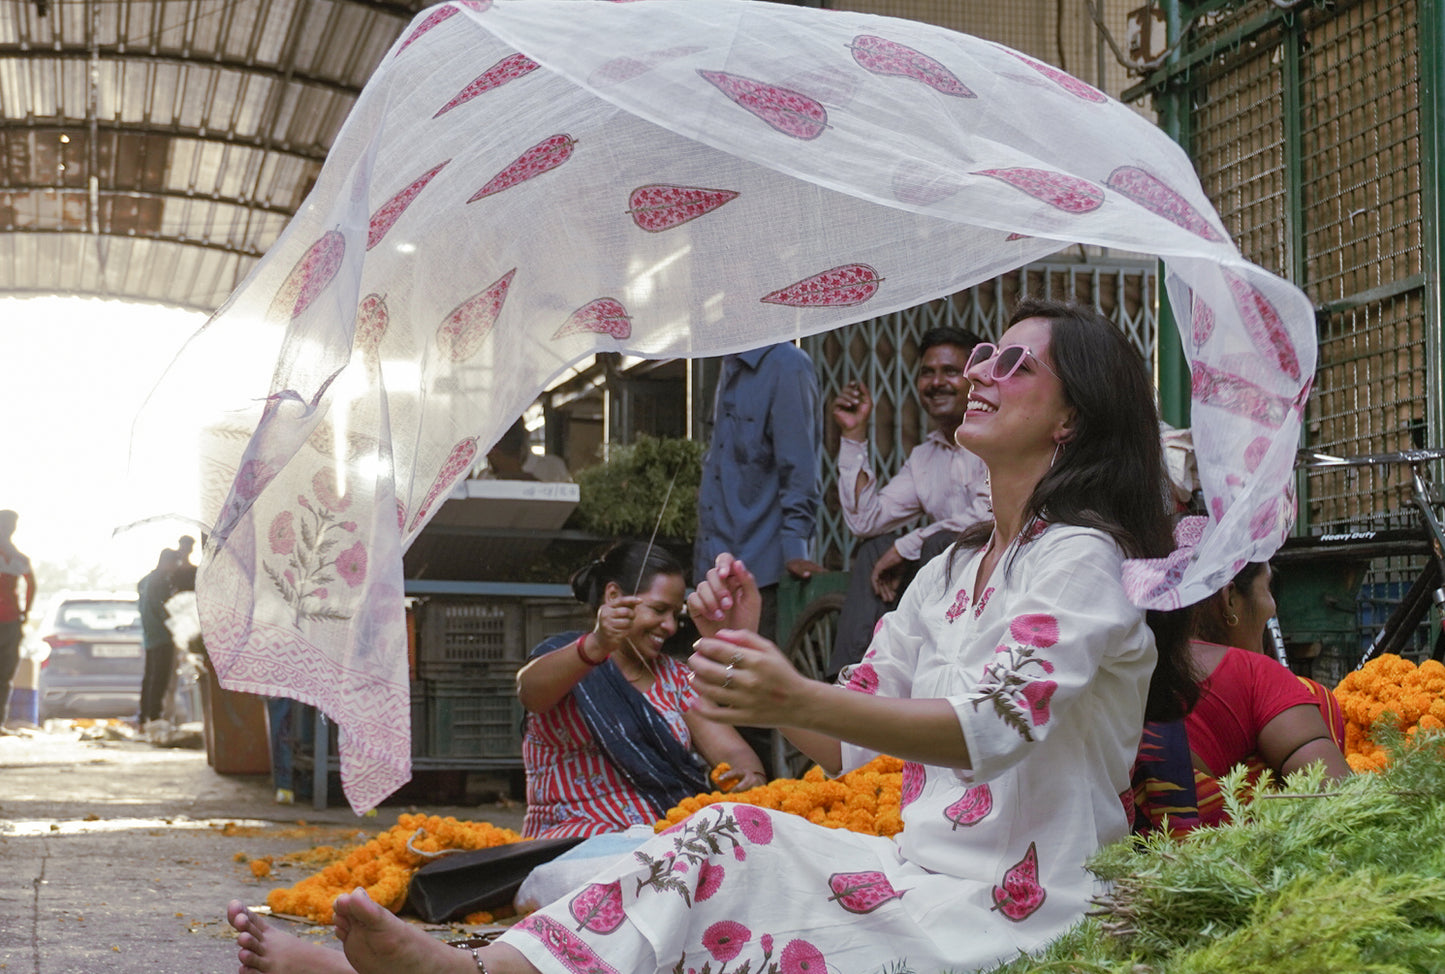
left=1334, top=653, right=1445, bottom=773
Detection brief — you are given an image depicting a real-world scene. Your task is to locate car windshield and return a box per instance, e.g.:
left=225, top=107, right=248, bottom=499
left=56, top=601, right=142, bottom=633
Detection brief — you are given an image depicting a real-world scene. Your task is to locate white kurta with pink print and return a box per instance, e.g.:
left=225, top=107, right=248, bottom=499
left=496, top=523, right=1155, bottom=974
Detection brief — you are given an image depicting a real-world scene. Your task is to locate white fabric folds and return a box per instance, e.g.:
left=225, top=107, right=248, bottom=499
left=139, top=0, right=1315, bottom=811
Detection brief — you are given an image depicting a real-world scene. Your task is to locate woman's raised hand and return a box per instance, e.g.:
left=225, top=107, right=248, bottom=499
left=688, top=629, right=806, bottom=728
left=593, top=595, right=640, bottom=653
left=687, top=553, right=762, bottom=640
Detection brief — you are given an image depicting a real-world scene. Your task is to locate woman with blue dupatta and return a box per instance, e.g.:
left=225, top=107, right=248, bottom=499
left=515, top=541, right=768, bottom=838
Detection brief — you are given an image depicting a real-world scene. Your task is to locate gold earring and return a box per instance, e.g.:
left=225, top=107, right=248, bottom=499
left=1224, top=611, right=1240, bottom=627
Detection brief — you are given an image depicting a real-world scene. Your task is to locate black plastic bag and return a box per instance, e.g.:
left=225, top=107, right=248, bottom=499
left=406, top=836, right=586, bottom=923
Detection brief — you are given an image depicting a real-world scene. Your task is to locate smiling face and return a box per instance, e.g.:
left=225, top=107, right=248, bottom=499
left=619, top=571, right=686, bottom=659
left=917, top=343, right=971, bottom=430
left=956, top=317, right=1074, bottom=469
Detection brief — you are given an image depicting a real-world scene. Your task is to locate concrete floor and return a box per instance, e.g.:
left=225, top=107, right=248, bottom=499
left=0, top=724, right=527, bottom=974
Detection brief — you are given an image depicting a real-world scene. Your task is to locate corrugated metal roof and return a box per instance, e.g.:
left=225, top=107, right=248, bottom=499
left=0, top=0, right=430, bottom=311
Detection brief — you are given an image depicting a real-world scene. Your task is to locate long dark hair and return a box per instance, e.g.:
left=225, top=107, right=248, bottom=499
left=957, top=298, right=1195, bottom=721
left=570, top=541, right=685, bottom=610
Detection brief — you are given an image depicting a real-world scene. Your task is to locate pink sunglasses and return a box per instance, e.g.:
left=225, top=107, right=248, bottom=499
left=965, top=343, right=1060, bottom=381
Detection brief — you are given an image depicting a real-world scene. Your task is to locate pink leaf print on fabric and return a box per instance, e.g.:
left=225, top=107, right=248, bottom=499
left=992, top=842, right=1047, bottom=921
left=702, top=920, right=750, bottom=962
left=827, top=871, right=906, bottom=914
left=731, top=805, right=774, bottom=845
left=1224, top=271, right=1302, bottom=382
left=761, top=263, right=882, bottom=308
left=695, top=861, right=725, bottom=901
left=267, top=512, right=296, bottom=555
left=1191, top=294, right=1215, bottom=348
left=467, top=135, right=577, bottom=203
left=1021, top=680, right=1057, bottom=725
left=976, top=168, right=1104, bottom=214
left=396, top=5, right=461, bottom=56
left=844, top=662, right=879, bottom=695
left=627, top=184, right=739, bottom=232
left=1105, top=166, right=1224, bottom=242
left=698, top=70, right=828, bottom=140
left=779, top=938, right=826, bottom=974
left=552, top=298, right=632, bottom=340
left=944, top=783, right=993, bottom=829
left=368, top=160, right=449, bottom=250
left=435, top=268, right=515, bottom=362
left=336, top=542, right=367, bottom=588
left=311, top=468, right=351, bottom=512
left=266, top=230, right=345, bottom=321
left=1005, top=49, right=1108, bottom=102
left=568, top=881, right=626, bottom=934
left=1191, top=362, right=1290, bottom=429
left=409, top=437, right=479, bottom=532
left=355, top=293, right=389, bottom=355
left=1009, top=613, right=1059, bottom=648
left=516, top=915, right=623, bottom=974
left=1249, top=496, right=1282, bottom=542
left=900, top=761, right=925, bottom=807
left=848, top=34, right=976, bottom=97
left=590, top=45, right=705, bottom=87
left=235, top=457, right=277, bottom=502
left=945, top=587, right=969, bottom=623
left=1244, top=436, right=1271, bottom=473
left=434, top=54, right=539, bottom=118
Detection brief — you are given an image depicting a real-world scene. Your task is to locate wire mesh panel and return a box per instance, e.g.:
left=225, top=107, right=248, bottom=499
left=803, top=257, right=1157, bottom=569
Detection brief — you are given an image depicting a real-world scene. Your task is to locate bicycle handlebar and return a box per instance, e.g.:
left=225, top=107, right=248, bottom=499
left=1297, top=448, right=1445, bottom=469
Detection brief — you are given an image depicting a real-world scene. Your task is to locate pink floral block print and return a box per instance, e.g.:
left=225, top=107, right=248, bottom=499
left=434, top=53, right=539, bottom=118
left=408, top=437, right=478, bottom=533
left=976, top=168, right=1104, bottom=214
left=262, top=468, right=365, bottom=626
left=1224, top=271, right=1302, bottom=382
left=972, top=638, right=1059, bottom=741
left=760, top=263, right=882, bottom=308
left=843, top=662, right=879, bottom=694
left=552, top=298, right=632, bottom=340
left=827, top=871, right=906, bottom=913
left=265, top=230, right=345, bottom=322
left=435, top=268, right=515, bottom=361
left=467, top=135, right=577, bottom=203
left=944, top=783, right=993, bottom=829
left=992, top=842, right=1047, bottom=921
left=354, top=293, right=389, bottom=355
left=589, top=45, right=705, bottom=87
left=1191, top=294, right=1216, bottom=348
left=513, top=914, right=622, bottom=974
left=367, top=160, right=449, bottom=250
left=1004, top=49, right=1107, bottom=102
left=1190, top=362, right=1290, bottom=429
left=702, top=920, right=751, bottom=962
left=568, top=881, right=626, bottom=934
left=1009, top=613, right=1060, bottom=648
left=698, top=69, right=829, bottom=140
left=779, top=938, right=827, bottom=974
left=635, top=805, right=768, bottom=906
left=627, top=184, right=739, bottom=232
left=848, top=34, right=975, bottom=97
left=945, top=587, right=969, bottom=623
left=900, top=760, right=925, bottom=807
left=1106, top=166, right=1224, bottom=242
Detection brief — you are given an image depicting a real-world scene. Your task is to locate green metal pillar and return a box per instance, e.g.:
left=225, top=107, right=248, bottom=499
left=1153, top=0, right=1192, bottom=428
left=1424, top=0, right=1445, bottom=446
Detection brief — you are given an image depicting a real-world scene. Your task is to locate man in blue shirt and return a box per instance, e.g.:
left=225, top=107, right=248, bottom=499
left=695, top=342, right=827, bottom=643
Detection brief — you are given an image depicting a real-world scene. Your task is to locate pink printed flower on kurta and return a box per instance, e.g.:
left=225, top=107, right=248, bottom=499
left=761, top=934, right=774, bottom=956
left=779, top=938, right=826, bottom=974
left=702, top=920, right=750, bottom=962
left=844, top=663, right=879, bottom=694
left=732, top=805, right=774, bottom=844
left=268, top=511, right=296, bottom=555
left=900, top=760, right=925, bottom=808
left=312, top=468, right=351, bottom=512
left=1021, top=680, right=1057, bottom=725
left=336, top=542, right=368, bottom=587
left=945, top=588, right=969, bottom=622
left=1009, top=613, right=1060, bottom=648
left=696, top=861, right=725, bottom=901
left=340, top=520, right=357, bottom=532
left=234, top=458, right=276, bottom=501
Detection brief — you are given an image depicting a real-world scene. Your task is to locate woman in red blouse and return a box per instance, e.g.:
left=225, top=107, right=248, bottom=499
left=516, top=542, right=767, bottom=838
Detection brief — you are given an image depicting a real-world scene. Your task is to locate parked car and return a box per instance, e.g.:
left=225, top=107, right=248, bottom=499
left=28, top=593, right=145, bottom=720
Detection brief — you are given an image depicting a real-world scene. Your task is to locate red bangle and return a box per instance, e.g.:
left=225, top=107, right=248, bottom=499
left=576, top=634, right=605, bottom=666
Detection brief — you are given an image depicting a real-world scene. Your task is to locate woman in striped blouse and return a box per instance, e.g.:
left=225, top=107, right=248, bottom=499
left=516, top=541, right=768, bottom=838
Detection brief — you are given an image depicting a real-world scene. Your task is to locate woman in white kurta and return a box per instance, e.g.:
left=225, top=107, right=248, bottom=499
left=225, top=299, right=1196, bottom=974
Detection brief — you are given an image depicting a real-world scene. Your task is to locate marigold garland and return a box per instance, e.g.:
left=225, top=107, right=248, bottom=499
left=1334, top=653, right=1445, bottom=772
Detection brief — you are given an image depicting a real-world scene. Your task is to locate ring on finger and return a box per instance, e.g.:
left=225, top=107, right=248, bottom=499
left=722, top=662, right=734, bottom=689
left=729, top=652, right=744, bottom=666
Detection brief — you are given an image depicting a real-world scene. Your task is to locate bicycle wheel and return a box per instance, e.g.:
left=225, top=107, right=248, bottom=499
left=770, top=591, right=846, bottom=779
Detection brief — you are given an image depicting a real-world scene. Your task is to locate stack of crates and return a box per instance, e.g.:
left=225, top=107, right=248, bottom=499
left=415, top=599, right=527, bottom=761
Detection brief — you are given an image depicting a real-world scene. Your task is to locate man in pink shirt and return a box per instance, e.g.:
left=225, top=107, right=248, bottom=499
left=828, top=328, right=990, bottom=675
left=0, top=510, right=36, bottom=732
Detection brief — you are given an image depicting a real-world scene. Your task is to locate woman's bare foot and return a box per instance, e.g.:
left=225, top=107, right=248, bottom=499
left=332, top=889, right=477, bottom=974
left=226, top=900, right=357, bottom=974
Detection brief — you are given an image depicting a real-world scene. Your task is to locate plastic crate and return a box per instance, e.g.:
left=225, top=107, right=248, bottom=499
left=424, top=677, right=524, bottom=759
left=418, top=599, right=524, bottom=679
left=524, top=599, right=596, bottom=656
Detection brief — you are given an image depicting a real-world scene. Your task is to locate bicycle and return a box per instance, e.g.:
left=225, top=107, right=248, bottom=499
left=1288, top=448, right=1445, bottom=668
